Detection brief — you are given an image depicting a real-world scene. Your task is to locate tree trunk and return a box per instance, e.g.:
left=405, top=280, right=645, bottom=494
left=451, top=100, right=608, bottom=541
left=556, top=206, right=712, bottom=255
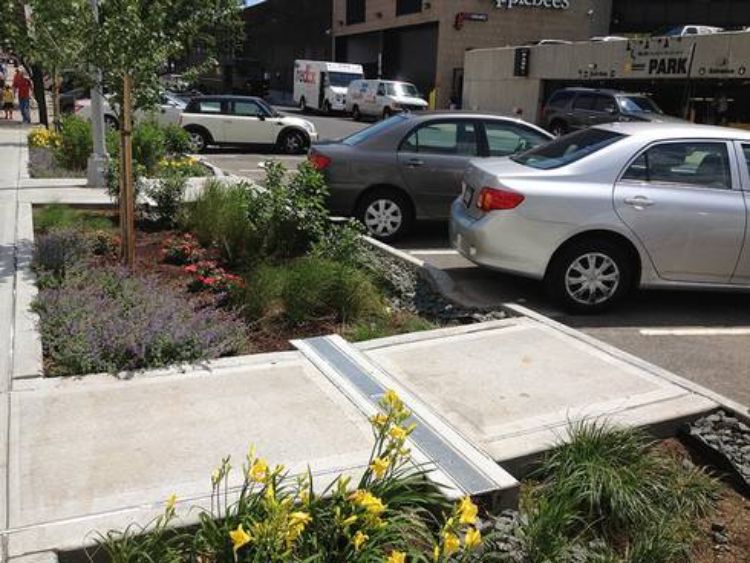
left=52, top=71, right=61, bottom=132
left=30, top=64, right=48, bottom=127
left=119, top=74, right=135, bottom=268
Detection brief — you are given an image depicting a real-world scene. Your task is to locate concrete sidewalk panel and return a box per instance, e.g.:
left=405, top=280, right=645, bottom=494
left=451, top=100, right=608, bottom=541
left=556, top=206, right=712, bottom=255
left=12, top=203, right=42, bottom=380
left=365, top=318, right=718, bottom=463
left=7, top=356, right=374, bottom=555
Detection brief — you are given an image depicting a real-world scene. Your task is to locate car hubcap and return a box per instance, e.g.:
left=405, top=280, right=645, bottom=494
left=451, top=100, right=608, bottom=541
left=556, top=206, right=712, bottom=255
left=364, top=199, right=402, bottom=237
left=188, top=132, right=204, bottom=152
left=565, top=252, right=620, bottom=306
left=285, top=134, right=302, bottom=152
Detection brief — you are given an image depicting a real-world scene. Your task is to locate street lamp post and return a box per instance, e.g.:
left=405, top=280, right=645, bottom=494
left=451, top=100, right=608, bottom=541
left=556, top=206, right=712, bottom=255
left=86, top=0, right=107, bottom=188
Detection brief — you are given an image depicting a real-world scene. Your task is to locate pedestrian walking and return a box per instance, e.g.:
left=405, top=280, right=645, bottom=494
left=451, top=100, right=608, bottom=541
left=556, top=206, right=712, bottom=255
left=3, top=85, right=13, bottom=120
left=0, top=66, right=6, bottom=89
left=13, top=69, right=33, bottom=124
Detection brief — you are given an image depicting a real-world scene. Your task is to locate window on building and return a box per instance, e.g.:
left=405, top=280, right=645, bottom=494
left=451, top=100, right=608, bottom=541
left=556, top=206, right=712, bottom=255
left=396, top=0, right=422, bottom=16
left=346, top=0, right=366, bottom=25
left=622, top=142, right=732, bottom=189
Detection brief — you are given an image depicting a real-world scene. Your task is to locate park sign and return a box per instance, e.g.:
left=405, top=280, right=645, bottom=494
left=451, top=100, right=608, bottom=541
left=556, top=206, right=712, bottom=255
left=494, top=0, right=571, bottom=9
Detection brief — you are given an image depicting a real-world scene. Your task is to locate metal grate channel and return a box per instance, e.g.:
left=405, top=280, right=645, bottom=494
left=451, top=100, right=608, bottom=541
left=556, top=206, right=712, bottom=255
left=297, top=336, right=499, bottom=496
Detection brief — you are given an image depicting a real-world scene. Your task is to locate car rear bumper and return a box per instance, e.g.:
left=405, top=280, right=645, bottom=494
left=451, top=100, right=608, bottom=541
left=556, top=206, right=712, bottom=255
left=325, top=180, right=362, bottom=217
left=450, top=198, right=549, bottom=280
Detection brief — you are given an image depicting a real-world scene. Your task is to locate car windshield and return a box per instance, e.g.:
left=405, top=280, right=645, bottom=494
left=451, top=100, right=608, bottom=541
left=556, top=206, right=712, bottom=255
left=511, top=129, right=626, bottom=170
left=328, top=72, right=364, bottom=87
left=164, top=93, right=187, bottom=109
left=619, top=96, right=661, bottom=113
left=342, top=115, right=408, bottom=146
left=386, top=83, right=419, bottom=97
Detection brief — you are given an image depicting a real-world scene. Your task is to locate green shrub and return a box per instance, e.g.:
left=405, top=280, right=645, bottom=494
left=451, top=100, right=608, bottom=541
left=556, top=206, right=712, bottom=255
left=54, top=115, right=92, bottom=171
left=148, top=172, right=187, bottom=227
left=230, top=262, right=286, bottom=322
left=183, top=179, right=253, bottom=264
left=282, top=256, right=383, bottom=324
left=163, top=123, right=191, bottom=155
left=105, top=127, right=120, bottom=158
left=133, top=120, right=167, bottom=174
left=311, top=219, right=367, bottom=267
left=345, top=312, right=435, bottom=342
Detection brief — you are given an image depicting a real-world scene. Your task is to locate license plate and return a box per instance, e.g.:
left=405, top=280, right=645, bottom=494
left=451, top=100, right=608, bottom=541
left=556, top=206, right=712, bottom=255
left=462, top=185, right=474, bottom=207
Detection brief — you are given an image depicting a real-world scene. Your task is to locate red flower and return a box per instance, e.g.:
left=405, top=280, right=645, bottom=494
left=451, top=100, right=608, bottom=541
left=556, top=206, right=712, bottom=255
left=184, top=264, right=198, bottom=274
left=203, top=277, right=218, bottom=286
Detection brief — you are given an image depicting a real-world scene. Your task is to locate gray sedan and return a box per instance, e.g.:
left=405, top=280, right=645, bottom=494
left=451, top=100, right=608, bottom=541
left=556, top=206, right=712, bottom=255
left=451, top=122, right=750, bottom=313
left=308, top=112, right=553, bottom=241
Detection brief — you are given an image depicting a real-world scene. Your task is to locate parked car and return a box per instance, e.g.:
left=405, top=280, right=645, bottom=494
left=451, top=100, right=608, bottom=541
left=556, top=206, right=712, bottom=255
left=308, top=111, right=553, bottom=241
left=654, top=25, right=724, bottom=37
left=540, top=87, right=682, bottom=137
left=589, top=35, right=628, bottom=42
left=346, top=79, right=429, bottom=121
left=76, top=92, right=186, bottom=129
left=180, top=95, right=317, bottom=154
left=451, top=122, right=750, bottom=312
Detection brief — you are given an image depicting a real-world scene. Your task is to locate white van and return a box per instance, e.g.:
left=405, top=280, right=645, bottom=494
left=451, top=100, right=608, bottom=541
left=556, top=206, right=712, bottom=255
left=293, top=60, right=364, bottom=114
left=346, top=79, right=428, bottom=120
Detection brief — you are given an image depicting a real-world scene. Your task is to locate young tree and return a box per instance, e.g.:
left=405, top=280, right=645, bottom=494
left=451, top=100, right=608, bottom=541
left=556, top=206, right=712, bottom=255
left=87, top=0, right=242, bottom=266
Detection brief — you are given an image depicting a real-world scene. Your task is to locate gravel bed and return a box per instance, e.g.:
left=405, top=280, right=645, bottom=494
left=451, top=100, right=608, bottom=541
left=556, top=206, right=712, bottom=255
left=688, top=409, right=750, bottom=488
left=362, top=244, right=509, bottom=324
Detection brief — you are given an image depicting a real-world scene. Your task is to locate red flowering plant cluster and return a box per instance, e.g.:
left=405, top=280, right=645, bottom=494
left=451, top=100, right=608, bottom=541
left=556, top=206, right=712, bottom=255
left=162, top=233, right=206, bottom=265
left=184, top=260, right=244, bottom=294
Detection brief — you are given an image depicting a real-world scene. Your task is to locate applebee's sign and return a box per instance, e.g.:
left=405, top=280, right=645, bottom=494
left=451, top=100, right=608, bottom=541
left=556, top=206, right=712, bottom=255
left=495, top=0, right=571, bottom=9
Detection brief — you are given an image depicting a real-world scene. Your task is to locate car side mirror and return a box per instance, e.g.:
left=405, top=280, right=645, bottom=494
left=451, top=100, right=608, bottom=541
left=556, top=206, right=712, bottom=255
left=258, top=114, right=266, bottom=121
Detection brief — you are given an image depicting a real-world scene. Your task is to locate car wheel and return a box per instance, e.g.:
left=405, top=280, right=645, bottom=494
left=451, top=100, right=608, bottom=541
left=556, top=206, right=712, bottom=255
left=104, top=115, right=119, bottom=130
left=382, top=107, right=392, bottom=119
left=278, top=129, right=309, bottom=155
left=352, top=105, right=362, bottom=121
left=545, top=239, right=633, bottom=313
left=356, top=189, right=413, bottom=242
left=185, top=128, right=210, bottom=153
left=550, top=120, right=569, bottom=137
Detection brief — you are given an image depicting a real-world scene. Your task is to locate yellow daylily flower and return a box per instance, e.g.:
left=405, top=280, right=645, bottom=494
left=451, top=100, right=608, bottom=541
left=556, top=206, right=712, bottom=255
left=211, top=468, right=221, bottom=485
left=370, top=412, right=388, bottom=428
left=342, top=514, right=358, bottom=526
left=465, top=527, right=482, bottom=550
left=389, top=425, right=407, bottom=442
left=458, top=496, right=478, bottom=525
left=432, top=544, right=441, bottom=562
left=248, top=458, right=269, bottom=482
left=289, top=511, right=312, bottom=527
left=370, top=456, right=390, bottom=479
left=165, top=493, right=177, bottom=511
left=386, top=550, right=406, bottom=563
left=349, top=490, right=386, bottom=515
left=383, top=389, right=403, bottom=412
left=229, top=523, right=251, bottom=554
left=443, top=531, right=460, bottom=556
left=353, top=530, right=368, bottom=551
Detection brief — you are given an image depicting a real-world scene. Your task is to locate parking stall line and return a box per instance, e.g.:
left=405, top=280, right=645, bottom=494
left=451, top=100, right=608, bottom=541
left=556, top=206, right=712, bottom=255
left=639, top=327, right=750, bottom=336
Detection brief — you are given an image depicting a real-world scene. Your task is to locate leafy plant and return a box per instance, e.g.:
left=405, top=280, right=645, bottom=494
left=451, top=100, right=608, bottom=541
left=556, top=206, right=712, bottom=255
left=53, top=115, right=93, bottom=170
left=311, top=219, right=367, bottom=267
left=28, top=127, right=62, bottom=149
left=155, top=155, right=207, bottom=178
left=132, top=119, right=166, bottom=174
left=183, top=179, right=253, bottom=265
left=32, top=266, right=247, bottom=376
left=147, top=171, right=187, bottom=226
left=163, top=123, right=192, bottom=155
left=33, top=228, right=92, bottom=283
left=184, top=260, right=244, bottom=294
left=161, top=232, right=206, bottom=265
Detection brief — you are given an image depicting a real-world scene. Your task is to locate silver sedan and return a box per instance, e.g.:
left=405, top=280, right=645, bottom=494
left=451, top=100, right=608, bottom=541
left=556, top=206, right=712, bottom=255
left=451, top=122, right=750, bottom=312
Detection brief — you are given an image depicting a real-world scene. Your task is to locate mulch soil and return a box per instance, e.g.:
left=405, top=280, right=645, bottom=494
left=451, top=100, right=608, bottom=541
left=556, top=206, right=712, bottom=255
left=659, top=439, right=750, bottom=563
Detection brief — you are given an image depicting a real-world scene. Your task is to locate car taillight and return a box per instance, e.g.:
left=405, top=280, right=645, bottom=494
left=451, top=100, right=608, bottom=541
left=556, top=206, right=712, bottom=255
left=476, top=187, right=525, bottom=211
left=308, top=153, right=331, bottom=171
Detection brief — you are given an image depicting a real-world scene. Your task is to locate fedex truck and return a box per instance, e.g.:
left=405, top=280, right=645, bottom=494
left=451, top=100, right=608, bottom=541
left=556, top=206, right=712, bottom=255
left=293, top=60, right=364, bottom=114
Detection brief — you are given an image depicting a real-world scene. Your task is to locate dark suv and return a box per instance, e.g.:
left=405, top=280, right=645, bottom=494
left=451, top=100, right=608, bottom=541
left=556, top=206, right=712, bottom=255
left=540, top=88, right=680, bottom=136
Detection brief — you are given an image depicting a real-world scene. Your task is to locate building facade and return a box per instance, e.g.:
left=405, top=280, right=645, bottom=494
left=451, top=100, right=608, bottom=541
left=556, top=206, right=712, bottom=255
left=242, top=0, right=333, bottom=103
left=332, top=0, right=612, bottom=108
left=610, top=0, right=750, bottom=34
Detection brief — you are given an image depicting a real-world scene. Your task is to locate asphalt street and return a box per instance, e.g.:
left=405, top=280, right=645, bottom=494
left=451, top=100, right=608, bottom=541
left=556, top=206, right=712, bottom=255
left=201, top=110, right=750, bottom=407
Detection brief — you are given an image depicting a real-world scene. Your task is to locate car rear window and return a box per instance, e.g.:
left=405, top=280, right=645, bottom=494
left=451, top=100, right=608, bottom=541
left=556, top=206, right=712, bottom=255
left=342, top=115, right=408, bottom=146
left=511, top=128, right=625, bottom=170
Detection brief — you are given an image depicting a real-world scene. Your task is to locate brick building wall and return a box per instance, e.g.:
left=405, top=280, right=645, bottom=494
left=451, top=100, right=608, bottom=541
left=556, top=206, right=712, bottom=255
left=332, top=0, right=612, bottom=108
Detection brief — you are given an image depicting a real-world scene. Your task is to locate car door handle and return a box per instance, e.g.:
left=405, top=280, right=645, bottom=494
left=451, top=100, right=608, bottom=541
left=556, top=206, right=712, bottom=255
left=405, top=158, right=424, bottom=167
left=623, top=196, right=655, bottom=208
